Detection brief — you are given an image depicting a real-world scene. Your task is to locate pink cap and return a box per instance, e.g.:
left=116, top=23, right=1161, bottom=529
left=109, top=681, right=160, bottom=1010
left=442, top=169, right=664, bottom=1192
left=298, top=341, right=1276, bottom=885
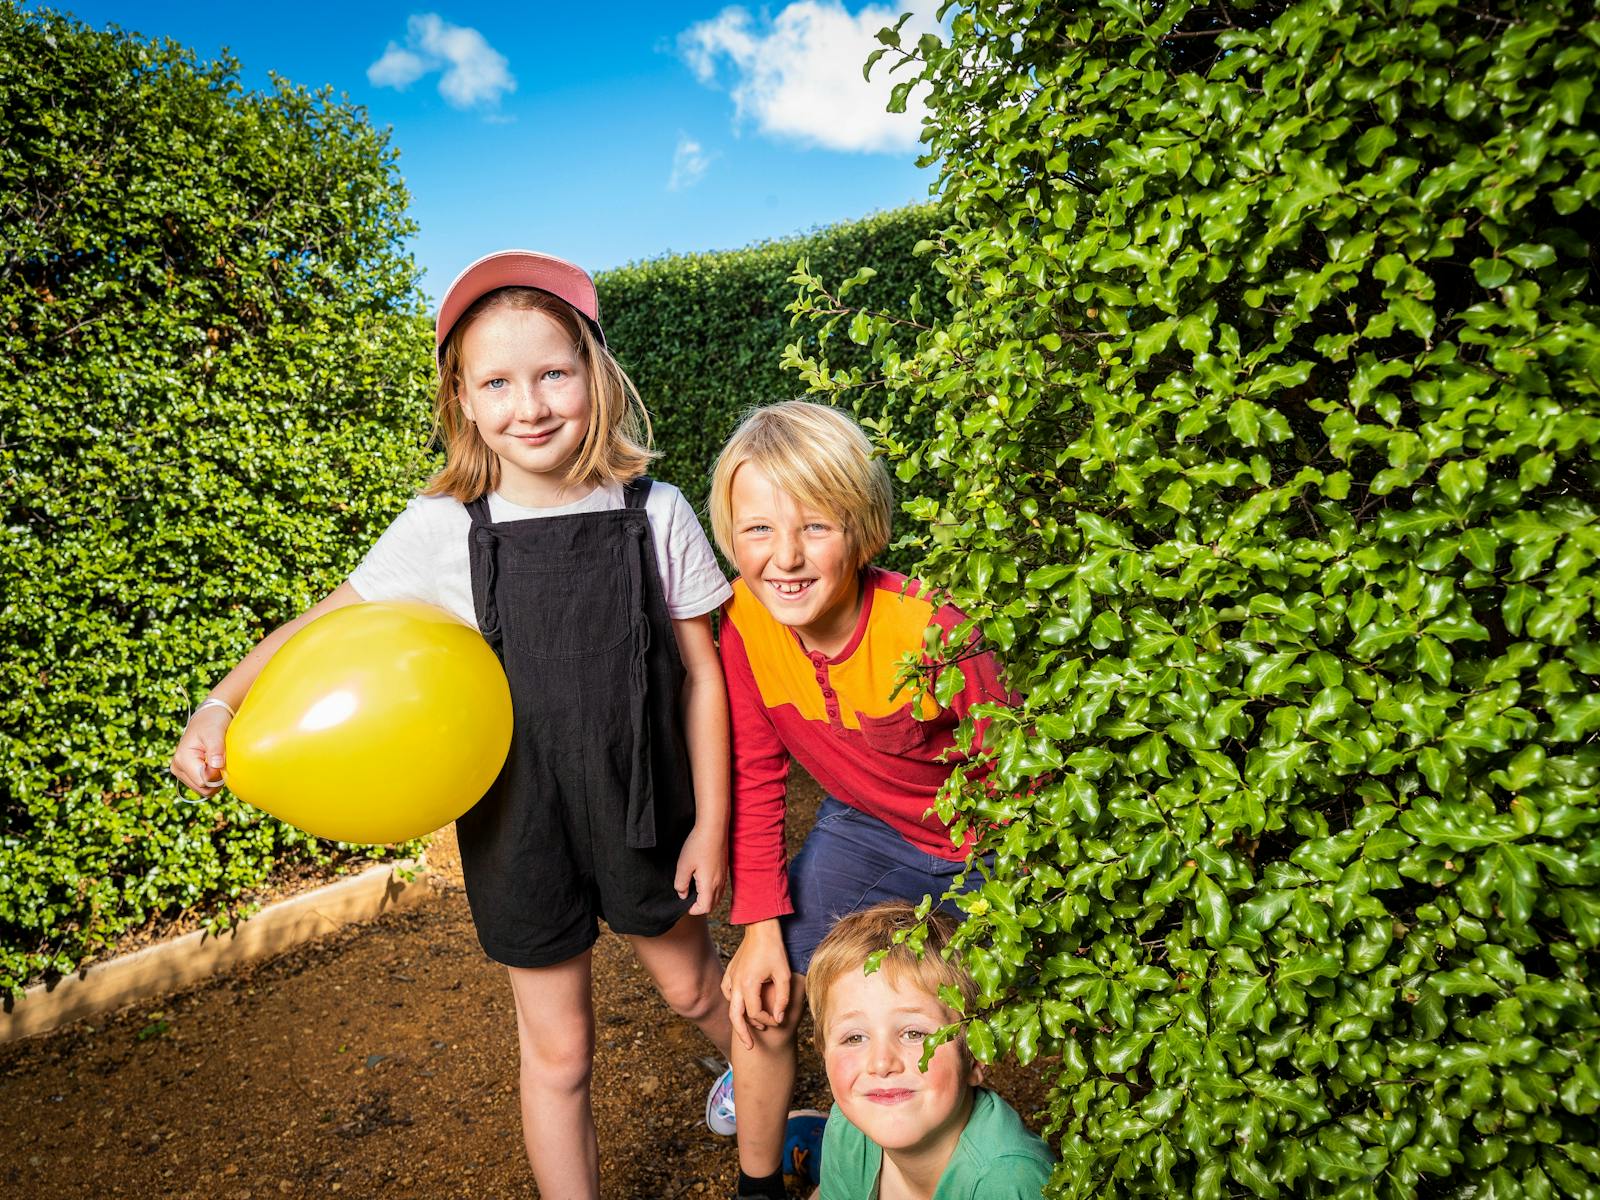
left=434, top=249, right=604, bottom=350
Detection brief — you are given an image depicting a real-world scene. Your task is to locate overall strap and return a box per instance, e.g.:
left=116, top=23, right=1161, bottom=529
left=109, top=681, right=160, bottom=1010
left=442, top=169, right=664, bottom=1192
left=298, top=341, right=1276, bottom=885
left=464, top=496, right=501, bottom=651
left=623, top=476, right=654, bottom=510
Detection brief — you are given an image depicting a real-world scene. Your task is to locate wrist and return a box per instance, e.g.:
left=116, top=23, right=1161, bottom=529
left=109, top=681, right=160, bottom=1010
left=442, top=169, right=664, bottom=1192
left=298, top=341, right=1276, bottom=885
left=191, top=697, right=236, bottom=723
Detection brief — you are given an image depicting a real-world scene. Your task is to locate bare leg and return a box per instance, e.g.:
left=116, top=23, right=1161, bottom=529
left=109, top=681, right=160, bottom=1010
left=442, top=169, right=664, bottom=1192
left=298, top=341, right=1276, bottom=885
left=506, top=953, right=599, bottom=1200
left=626, top=913, right=733, bottom=1058
left=732, top=972, right=807, bottom=1177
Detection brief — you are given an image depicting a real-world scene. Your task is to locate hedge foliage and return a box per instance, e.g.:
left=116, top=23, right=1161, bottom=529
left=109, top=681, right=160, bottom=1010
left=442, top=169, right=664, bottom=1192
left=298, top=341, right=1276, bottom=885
left=0, top=6, right=433, bottom=993
left=790, top=0, right=1600, bottom=1195
left=596, top=205, right=947, bottom=518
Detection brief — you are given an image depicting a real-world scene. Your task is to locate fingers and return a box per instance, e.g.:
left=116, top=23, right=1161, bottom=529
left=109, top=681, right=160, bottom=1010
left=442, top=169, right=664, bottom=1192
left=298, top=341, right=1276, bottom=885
left=728, top=988, right=755, bottom=1051
left=741, top=972, right=781, bottom=1030
left=674, top=858, right=692, bottom=901
left=769, top=971, right=792, bottom=1027
left=169, top=734, right=226, bottom=796
left=686, top=867, right=712, bottom=917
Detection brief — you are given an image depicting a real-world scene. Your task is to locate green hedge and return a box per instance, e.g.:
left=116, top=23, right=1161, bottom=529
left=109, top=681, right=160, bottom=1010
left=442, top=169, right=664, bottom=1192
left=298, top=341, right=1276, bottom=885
left=791, top=1, right=1600, bottom=1196
left=597, top=204, right=948, bottom=519
left=0, top=6, right=433, bottom=993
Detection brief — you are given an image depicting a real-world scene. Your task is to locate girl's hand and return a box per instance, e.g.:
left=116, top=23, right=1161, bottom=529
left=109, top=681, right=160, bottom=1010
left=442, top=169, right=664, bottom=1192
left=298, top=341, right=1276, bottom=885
left=721, top=919, right=790, bottom=1049
left=673, top=822, right=727, bottom=917
left=170, top=706, right=232, bottom=796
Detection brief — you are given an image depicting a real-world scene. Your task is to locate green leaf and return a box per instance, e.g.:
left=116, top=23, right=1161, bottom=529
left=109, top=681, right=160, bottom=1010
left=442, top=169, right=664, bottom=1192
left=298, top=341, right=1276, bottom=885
left=1195, top=872, right=1231, bottom=948
left=1390, top=296, right=1436, bottom=340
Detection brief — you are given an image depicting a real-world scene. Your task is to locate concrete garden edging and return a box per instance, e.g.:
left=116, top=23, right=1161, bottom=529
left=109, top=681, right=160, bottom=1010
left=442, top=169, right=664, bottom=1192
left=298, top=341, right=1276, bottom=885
left=2, top=859, right=434, bottom=1045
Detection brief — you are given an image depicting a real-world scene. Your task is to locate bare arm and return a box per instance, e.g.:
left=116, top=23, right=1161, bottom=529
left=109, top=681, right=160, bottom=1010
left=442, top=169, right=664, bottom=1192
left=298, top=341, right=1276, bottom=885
left=169, top=581, right=365, bottom=795
left=671, top=612, right=731, bottom=916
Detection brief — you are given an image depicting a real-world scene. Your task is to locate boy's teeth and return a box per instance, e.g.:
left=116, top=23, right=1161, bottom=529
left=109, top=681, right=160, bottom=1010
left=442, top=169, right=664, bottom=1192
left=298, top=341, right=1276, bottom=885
left=772, top=580, right=809, bottom=594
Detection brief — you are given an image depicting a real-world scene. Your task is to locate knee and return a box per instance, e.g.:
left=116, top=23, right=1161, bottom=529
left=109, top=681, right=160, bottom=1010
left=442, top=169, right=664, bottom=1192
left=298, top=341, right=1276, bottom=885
left=518, top=1023, right=593, bottom=1093
left=657, top=968, right=723, bottom=1025
left=735, top=1010, right=802, bottom=1057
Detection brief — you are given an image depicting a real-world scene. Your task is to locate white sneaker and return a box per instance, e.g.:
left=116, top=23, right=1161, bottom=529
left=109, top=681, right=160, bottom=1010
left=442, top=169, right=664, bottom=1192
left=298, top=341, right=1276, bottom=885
left=705, top=1064, right=736, bottom=1136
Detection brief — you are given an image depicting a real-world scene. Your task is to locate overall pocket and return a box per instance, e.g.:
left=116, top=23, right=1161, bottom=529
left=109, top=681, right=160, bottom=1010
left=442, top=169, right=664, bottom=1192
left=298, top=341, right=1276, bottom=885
left=500, top=549, right=633, bottom=660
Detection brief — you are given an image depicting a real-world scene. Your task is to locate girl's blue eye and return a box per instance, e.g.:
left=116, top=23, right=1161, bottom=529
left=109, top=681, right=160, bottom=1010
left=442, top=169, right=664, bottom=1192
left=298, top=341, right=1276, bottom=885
left=544, top=369, right=566, bottom=380
left=486, top=378, right=506, bottom=390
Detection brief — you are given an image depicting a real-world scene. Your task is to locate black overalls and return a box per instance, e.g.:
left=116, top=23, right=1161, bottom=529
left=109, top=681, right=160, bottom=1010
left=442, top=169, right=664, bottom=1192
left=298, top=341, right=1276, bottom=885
left=456, top=478, right=698, bottom=967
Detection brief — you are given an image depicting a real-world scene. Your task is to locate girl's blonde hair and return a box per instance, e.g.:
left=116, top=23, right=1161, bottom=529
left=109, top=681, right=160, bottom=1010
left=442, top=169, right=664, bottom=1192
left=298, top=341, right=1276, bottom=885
left=424, top=287, right=654, bottom=501
left=807, top=902, right=979, bottom=1069
left=708, top=400, right=892, bottom=569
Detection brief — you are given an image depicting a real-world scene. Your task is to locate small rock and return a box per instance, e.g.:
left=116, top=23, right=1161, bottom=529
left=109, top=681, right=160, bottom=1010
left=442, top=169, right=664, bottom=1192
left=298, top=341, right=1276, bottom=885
left=224, top=1164, right=240, bottom=1177
left=278, top=1183, right=294, bottom=1195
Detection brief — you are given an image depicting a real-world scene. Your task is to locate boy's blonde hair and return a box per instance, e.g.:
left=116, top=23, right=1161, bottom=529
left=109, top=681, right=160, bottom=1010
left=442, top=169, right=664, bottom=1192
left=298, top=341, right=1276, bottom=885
left=708, top=401, right=892, bottom=569
left=425, top=287, right=654, bottom=502
left=807, top=902, right=978, bottom=1067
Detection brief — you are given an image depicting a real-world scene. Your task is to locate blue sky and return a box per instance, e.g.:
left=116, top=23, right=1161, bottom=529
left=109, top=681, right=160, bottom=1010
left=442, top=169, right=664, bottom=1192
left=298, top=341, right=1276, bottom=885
left=32, top=1, right=942, bottom=300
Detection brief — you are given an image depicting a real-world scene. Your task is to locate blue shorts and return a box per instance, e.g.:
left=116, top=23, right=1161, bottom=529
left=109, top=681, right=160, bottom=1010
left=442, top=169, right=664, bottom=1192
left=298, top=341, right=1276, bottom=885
left=781, top=796, right=986, bottom=975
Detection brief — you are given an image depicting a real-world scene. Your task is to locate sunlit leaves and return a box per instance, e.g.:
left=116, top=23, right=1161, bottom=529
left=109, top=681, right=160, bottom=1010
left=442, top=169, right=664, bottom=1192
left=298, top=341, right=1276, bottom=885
left=786, top=0, right=1600, bottom=1194
left=1, top=9, right=430, bottom=992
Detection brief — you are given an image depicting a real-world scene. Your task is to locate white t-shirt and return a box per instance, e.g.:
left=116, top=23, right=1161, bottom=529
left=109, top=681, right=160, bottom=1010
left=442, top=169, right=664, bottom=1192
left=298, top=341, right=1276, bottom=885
left=348, top=481, right=732, bottom=627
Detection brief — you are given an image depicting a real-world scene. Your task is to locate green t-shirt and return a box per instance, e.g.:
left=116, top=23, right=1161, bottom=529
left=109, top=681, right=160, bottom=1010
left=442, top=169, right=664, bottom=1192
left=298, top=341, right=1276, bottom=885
left=819, top=1087, right=1055, bottom=1200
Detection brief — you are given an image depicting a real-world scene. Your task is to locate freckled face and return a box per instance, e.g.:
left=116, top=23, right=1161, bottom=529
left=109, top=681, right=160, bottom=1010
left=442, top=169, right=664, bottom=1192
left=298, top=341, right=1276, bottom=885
left=458, top=307, right=591, bottom=507
left=822, top=970, right=979, bottom=1160
left=728, top=461, right=861, bottom=656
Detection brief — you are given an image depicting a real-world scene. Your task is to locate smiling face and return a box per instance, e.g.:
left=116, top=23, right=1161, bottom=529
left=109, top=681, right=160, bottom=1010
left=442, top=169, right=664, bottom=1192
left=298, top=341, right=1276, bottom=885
left=457, top=306, right=592, bottom=507
left=822, top=968, right=980, bottom=1165
left=728, top=460, right=863, bottom=656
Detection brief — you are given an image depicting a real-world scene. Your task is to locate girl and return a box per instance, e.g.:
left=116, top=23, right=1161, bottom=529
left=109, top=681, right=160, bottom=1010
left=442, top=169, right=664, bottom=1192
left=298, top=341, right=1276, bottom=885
left=170, top=250, right=735, bottom=1197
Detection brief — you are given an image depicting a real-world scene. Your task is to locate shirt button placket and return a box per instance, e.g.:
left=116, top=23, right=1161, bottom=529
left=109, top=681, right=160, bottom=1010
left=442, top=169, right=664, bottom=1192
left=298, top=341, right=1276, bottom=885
left=813, top=653, right=840, bottom=725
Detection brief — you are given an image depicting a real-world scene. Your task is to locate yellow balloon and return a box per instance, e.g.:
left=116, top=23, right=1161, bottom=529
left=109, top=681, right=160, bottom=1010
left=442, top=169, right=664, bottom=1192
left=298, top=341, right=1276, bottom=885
left=225, top=601, right=512, bottom=843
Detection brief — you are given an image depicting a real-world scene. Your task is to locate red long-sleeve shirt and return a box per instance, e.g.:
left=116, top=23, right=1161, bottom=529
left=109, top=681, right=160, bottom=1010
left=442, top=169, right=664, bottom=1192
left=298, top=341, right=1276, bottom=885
left=720, top=567, right=1011, bottom=925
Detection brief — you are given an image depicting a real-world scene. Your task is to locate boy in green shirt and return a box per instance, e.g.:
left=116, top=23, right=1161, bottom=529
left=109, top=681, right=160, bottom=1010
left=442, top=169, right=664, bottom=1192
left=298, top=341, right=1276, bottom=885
left=806, top=903, right=1056, bottom=1200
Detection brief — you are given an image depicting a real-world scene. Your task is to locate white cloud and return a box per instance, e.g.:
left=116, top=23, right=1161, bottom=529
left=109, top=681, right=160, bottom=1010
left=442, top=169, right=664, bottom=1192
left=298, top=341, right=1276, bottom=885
left=679, top=1, right=937, bottom=153
left=368, top=43, right=430, bottom=90
left=367, top=14, right=515, bottom=110
left=669, top=134, right=713, bottom=190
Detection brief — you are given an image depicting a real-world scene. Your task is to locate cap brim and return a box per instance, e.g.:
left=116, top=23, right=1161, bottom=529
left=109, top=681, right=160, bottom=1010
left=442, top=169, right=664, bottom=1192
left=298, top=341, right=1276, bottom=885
left=435, top=250, right=603, bottom=349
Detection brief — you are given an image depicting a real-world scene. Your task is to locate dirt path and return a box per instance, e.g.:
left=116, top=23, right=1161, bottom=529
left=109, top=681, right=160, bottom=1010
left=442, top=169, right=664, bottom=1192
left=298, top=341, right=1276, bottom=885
left=0, top=776, right=1046, bottom=1198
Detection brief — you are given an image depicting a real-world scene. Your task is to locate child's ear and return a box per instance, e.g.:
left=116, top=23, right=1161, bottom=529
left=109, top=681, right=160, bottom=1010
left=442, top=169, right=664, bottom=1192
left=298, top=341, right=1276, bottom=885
left=966, top=1054, right=986, bottom=1087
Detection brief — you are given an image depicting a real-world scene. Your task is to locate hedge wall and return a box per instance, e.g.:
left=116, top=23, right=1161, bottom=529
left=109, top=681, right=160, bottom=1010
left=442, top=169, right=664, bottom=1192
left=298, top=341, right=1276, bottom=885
left=790, top=1, right=1600, bottom=1196
left=596, top=204, right=948, bottom=517
left=0, top=6, right=433, bottom=993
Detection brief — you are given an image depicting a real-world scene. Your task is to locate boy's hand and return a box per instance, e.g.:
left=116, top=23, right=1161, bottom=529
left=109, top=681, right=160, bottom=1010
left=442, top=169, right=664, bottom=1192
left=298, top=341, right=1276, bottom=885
left=673, top=822, right=727, bottom=917
left=722, top=919, right=790, bottom=1049
left=170, top=707, right=231, bottom=796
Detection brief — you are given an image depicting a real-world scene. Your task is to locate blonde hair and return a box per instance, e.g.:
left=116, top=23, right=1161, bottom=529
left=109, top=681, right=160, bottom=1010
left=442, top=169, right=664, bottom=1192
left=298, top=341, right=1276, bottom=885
left=708, top=401, right=892, bottom=569
left=424, top=287, right=654, bottom=501
left=807, top=902, right=978, bottom=1066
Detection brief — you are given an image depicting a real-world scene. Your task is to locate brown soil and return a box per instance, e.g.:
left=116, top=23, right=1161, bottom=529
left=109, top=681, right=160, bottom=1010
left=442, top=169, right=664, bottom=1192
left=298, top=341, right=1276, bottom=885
left=0, top=775, right=1047, bottom=1199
